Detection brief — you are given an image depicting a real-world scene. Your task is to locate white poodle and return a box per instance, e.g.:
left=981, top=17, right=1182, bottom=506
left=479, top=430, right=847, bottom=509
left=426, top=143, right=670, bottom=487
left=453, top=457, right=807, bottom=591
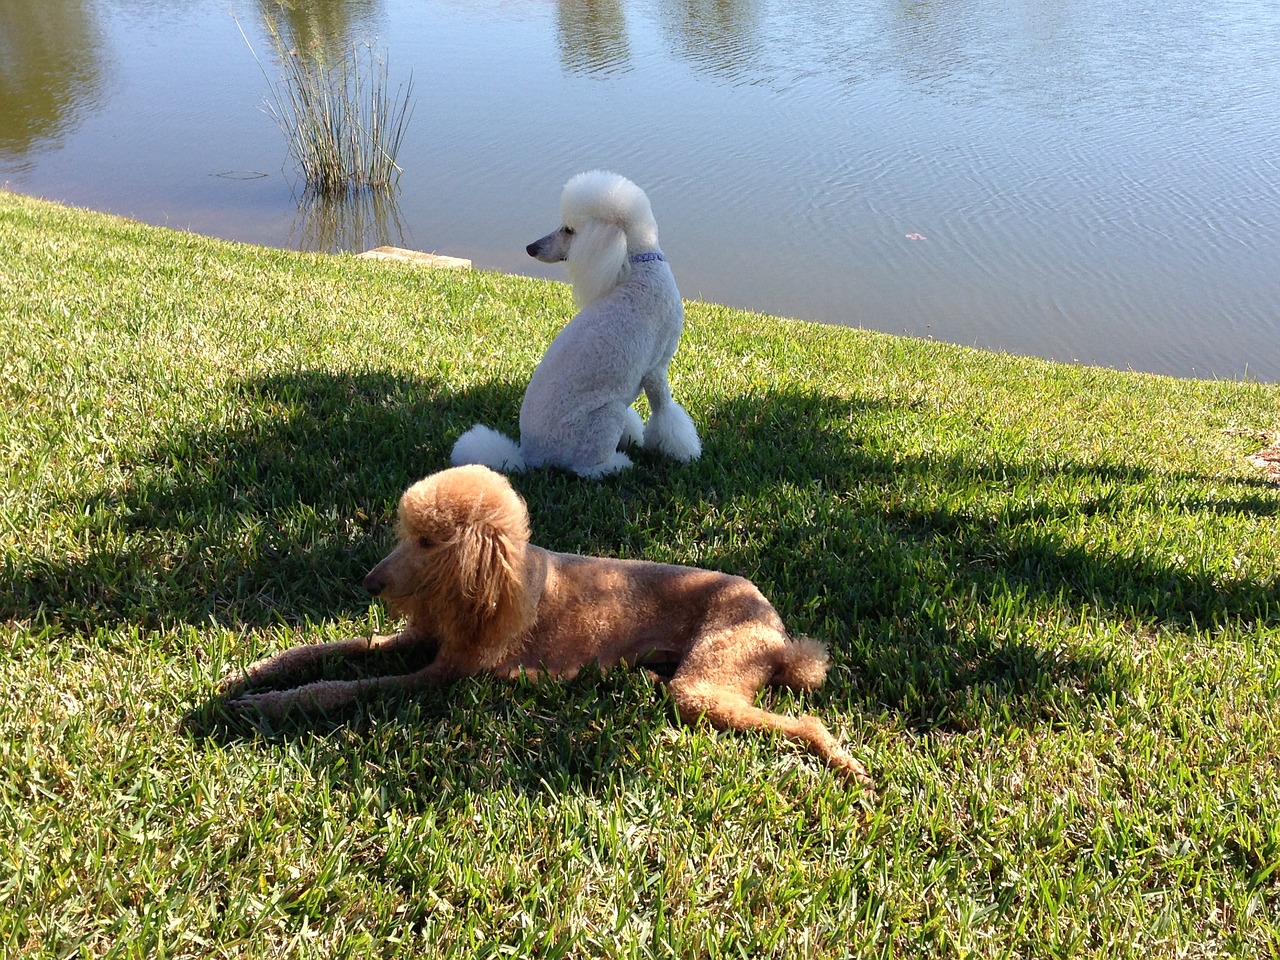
left=451, top=170, right=701, bottom=478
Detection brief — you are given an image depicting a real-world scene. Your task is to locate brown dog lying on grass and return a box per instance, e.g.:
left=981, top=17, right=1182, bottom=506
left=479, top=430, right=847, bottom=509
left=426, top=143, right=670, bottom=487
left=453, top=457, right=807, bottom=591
left=221, top=464, right=873, bottom=786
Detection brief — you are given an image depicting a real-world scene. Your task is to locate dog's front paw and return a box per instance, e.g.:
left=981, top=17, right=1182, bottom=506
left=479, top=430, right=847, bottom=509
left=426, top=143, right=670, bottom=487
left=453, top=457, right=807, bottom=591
left=214, top=670, right=252, bottom=700
left=643, top=403, right=701, bottom=462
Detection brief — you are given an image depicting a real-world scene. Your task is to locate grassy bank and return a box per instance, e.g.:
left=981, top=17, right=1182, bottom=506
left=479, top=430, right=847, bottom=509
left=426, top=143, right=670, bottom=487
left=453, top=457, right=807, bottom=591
left=1, top=189, right=1278, bottom=958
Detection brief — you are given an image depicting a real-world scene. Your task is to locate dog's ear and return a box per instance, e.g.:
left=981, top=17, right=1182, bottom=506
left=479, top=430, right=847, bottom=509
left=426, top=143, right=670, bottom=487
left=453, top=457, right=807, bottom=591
left=449, top=518, right=530, bottom=666
left=456, top=521, right=519, bottom=614
left=566, top=219, right=628, bottom=308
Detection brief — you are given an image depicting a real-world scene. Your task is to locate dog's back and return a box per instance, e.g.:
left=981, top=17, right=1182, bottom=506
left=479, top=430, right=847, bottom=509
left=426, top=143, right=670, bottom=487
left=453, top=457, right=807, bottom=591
left=518, top=257, right=684, bottom=472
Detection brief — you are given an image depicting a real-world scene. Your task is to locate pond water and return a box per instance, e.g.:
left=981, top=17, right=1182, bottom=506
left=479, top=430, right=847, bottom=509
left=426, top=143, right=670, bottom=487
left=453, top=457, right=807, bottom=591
left=3, top=0, right=1279, bottom=381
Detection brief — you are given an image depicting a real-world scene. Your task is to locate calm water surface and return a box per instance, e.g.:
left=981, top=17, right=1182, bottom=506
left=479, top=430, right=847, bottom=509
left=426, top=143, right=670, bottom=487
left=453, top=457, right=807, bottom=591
left=3, top=0, right=1278, bottom=380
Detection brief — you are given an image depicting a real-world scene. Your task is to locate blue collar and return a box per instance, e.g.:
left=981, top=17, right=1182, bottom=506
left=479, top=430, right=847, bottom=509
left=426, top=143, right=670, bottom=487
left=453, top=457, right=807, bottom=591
left=629, top=251, right=665, bottom=264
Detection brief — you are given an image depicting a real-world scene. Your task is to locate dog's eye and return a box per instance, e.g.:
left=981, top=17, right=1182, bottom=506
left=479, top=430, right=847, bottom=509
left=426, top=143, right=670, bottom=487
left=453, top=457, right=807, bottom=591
left=417, top=536, right=433, bottom=548
left=564, top=227, right=574, bottom=236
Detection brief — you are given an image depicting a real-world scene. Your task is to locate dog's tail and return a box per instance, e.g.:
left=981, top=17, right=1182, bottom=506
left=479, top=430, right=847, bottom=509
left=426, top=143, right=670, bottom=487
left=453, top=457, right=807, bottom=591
left=772, top=635, right=831, bottom=691
left=451, top=425, right=526, bottom=473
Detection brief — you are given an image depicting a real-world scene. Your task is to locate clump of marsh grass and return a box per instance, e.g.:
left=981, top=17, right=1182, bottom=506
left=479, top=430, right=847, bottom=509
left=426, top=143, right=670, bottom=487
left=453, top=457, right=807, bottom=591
left=240, top=17, right=415, bottom=195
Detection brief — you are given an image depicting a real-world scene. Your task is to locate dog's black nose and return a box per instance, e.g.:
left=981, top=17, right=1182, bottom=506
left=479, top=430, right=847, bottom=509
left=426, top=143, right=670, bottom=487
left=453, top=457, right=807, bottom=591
left=525, top=242, right=539, bottom=258
left=363, top=571, right=384, bottom=596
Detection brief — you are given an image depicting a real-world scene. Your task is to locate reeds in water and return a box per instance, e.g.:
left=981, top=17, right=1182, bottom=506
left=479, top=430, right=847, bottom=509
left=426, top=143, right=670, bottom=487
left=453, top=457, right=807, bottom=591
left=288, top=184, right=410, bottom=254
left=243, top=19, right=415, bottom=195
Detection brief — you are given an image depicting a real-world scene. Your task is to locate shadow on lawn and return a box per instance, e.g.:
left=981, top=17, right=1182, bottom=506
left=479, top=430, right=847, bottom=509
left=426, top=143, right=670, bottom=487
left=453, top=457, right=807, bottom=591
left=185, top=659, right=672, bottom=801
left=10, top=369, right=1277, bottom=750
left=664, top=391, right=1277, bottom=730
left=6, top=369, right=524, bottom=631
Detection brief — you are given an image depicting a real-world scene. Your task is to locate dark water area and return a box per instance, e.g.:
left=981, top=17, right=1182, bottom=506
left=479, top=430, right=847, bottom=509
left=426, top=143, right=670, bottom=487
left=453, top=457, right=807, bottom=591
left=2, top=0, right=1278, bottom=381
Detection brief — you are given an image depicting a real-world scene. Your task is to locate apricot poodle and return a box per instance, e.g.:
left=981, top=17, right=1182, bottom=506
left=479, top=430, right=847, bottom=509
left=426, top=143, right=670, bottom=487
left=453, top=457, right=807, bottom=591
left=221, top=465, right=872, bottom=786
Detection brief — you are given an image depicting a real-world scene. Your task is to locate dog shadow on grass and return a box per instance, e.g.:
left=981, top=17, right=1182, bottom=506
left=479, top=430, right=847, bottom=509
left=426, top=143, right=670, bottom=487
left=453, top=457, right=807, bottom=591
left=6, top=369, right=525, bottom=633
left=183, top=377, right=1279, bottom=794
left=510, top=388, right=1278, bottom=735
left=13, top=366, right=1276, bottom=775
left=184, top=656, right=673, bottom=800
left=199, top=378, right=1277, bottom=750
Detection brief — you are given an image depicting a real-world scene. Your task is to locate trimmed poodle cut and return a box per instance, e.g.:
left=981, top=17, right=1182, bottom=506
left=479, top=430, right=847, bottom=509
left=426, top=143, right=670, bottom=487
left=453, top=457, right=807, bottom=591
left=221, top=466, right=872, bottom=786
left=451, top=171, right=701, bottom=478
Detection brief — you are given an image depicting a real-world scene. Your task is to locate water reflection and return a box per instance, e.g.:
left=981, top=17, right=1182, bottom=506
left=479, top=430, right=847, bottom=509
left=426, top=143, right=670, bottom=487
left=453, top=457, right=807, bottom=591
left=555, top=0, right=631, bottom=76
left=554, top=0, right=766, bottom=81
left=255, top=0, right=382, bottom=56
left=656, top=0, right=762, bottom=81
left=0, top=0, right=104, bottom=163
left=288, top=186, right=410, bottom=254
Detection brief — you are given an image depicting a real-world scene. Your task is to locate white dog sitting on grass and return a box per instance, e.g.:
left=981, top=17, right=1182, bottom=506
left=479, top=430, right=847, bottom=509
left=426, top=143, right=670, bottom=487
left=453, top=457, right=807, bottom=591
left=451, top=170, right=701, bottom=478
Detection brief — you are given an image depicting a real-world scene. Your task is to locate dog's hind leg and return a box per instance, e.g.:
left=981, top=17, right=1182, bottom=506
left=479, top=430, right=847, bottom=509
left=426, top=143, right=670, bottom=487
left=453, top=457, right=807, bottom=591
left=576, top=449, right=635, bottom=478
left=666, top=620, right=871, bottom=786
left=667, top=676, right=874, bottom=787
left=561, top=401, right=639, bottom=476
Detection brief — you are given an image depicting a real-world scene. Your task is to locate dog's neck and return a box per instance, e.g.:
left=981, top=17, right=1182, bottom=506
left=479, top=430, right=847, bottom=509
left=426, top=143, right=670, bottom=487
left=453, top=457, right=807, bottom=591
left=628, top=251, right=665, bottom=264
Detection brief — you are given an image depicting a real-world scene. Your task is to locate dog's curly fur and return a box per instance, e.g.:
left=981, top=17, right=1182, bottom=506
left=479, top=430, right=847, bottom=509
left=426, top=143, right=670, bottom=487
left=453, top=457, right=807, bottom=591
left=450, top=170, right=701, bottom=478
left=221, top=465, right=872, bottom=786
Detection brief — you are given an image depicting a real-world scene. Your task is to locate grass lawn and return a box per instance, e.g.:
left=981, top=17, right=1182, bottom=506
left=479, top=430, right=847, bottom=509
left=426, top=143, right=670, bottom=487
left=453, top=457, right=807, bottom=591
left=1, top=189, right=1278, bottom=958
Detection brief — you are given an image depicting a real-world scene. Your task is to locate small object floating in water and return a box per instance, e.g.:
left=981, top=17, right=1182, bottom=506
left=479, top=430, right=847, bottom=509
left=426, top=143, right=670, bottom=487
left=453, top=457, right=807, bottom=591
left=213, top=171, right=269, bottom=180
left=904, top=233, right=927, bottom=240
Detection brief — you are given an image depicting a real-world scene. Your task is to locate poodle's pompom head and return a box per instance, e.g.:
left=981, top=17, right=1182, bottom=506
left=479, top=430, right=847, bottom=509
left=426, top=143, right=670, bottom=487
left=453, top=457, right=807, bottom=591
left=559, top=170, right=659, bottom=308
left=560, top=170, right=658, bottom=249
left=363, top=466, right=533, bottom=662
left=397, top=465, right=530, bottom=550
